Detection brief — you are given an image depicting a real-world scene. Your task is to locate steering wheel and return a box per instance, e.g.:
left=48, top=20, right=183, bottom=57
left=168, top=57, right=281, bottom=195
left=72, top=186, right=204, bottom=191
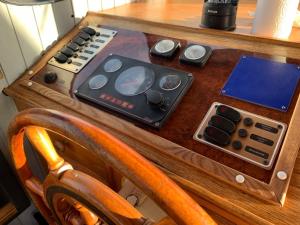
left=8, top=108, right=216, bottom=225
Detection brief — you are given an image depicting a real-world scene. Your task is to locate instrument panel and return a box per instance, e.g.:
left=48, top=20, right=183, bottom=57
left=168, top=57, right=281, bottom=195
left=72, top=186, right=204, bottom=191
left=75, top=55, right=193, bottom=128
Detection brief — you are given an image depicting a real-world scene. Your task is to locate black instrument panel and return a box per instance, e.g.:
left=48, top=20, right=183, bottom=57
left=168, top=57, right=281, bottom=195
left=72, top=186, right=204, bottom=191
left=75, top=54, right=193, bottom=128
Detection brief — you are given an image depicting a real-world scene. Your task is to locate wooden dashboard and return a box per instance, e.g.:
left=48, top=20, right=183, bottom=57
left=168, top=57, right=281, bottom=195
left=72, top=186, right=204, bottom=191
left=4, top=13, right=300, bottom=225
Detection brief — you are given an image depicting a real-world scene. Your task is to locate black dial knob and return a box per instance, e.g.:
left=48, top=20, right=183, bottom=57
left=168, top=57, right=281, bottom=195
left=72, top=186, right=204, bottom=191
left=232, top=140, right=243, bottom=150
left=146, top=90, right=164, bottom=107
left=44, top=71, right=57, bottom=84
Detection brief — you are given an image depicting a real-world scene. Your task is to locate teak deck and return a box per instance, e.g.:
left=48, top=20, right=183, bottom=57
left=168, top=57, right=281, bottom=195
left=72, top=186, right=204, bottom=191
left=4, top=13, right=300, bottom=225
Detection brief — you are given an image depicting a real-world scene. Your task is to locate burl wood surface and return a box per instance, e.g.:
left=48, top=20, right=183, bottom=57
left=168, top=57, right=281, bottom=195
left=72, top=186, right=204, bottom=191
left=32, top=27, right=300, bottom=183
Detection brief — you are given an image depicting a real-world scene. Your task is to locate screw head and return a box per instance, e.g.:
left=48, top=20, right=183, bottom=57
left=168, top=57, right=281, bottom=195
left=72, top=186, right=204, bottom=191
left=154, top=122, right=160, bottom=127
left=277, top=171, right=288, bottom=180
left=28, top=70, right=33, bottom=75
left=235, top=174, right=245, bottom=184
left=126, top=195, right=139, bottom=207
left=74, top=90, right=78, bottom=94
left=27, top=81, right=33, bottom=87
left=221, top=90, right=226, bottom=94
left=281, top=106, right=286, bottom=110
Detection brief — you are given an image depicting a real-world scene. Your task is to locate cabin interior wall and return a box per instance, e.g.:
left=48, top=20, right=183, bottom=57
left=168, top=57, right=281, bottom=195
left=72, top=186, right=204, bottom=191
left=0, top=1, right=136, bottom=224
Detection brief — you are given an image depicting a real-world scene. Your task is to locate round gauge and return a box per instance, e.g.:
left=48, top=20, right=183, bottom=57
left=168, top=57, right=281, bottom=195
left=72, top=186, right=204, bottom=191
left=103, top=58, right=123, bottom=73
left=88, top=74, right=108, bottom=89
left=154, top=39, right=175, bottom=53
left=159, top=74, right=181, bottom=91
left=115, top=66, right=155, bottom=96
left=184, top=45, right=206, bottom=60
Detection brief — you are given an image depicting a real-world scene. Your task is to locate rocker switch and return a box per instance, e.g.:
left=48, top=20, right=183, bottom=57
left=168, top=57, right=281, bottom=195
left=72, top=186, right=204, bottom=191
left=216, top=105, right=241, bottom=123
left=203, top=126, right=231, bottom=147
left=209, top=115, right=236, bottom=134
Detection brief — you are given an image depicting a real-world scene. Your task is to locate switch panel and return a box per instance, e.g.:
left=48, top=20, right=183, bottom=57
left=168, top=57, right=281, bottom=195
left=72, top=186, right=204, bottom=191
left=48, top=26, right=117, bottom=73
left=193, top=102, right=287, bottom=169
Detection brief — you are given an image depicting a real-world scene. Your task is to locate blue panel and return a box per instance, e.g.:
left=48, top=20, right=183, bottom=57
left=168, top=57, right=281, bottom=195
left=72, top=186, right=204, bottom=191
left=221, top=56, right=300, bottom=112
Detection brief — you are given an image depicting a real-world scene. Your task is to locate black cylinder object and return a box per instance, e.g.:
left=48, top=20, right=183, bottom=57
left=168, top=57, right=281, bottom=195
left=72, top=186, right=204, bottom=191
left=201, top=0, right=239, bottom=31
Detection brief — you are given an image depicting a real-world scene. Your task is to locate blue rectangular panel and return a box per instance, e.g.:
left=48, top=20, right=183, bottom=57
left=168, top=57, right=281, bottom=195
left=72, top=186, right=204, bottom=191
left=221, top=56, right=300, bottom=112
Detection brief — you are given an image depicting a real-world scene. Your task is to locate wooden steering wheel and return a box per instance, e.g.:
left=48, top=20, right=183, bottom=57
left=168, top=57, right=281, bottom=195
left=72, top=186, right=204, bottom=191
left=8, top=108, right=216, bottom=225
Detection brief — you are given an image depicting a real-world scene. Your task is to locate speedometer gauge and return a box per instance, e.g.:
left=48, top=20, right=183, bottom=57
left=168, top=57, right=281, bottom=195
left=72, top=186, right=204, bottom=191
left=115, top=66, right=155, bottom=96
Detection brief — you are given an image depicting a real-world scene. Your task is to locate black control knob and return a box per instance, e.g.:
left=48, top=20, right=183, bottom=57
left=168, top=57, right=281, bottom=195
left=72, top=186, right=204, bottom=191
left=243, top=117, right=253, bottom=127
left=238, top=128, right=248, bottom=138
left=232, top=140, right=243, bottom=150
left=146, top=90, right=164, bottom=107
left=44, top=71, right=57, bottom=84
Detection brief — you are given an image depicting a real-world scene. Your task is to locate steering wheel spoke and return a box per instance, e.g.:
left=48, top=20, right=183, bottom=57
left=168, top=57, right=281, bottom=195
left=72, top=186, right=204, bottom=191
left=25, top=126, right=64, bottom=171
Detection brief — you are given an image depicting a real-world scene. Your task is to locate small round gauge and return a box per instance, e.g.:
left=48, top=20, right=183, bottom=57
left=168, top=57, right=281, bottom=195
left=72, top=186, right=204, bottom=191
left=159, top=74, right=181, bottom=91
left=154, top=39, right=175, bottom=54
left=115, top=66, right=155, bottom=96
left=88, top=74, right=108, bottom=89
left=184, top=45, right=206, bottom=60
left=103, top=58, right=123, bottom=73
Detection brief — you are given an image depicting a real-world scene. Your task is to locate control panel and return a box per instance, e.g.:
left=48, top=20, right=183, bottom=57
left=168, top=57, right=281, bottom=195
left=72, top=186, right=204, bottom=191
left=193, top=102, right=287, bottom=169
left=48, top=26, right=117, bottom=73
left=75, top=54, right=193, bottom=128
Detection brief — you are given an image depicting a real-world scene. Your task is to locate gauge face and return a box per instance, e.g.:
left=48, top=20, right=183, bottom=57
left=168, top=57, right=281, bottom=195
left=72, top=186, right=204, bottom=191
left=103, top=58, right=123, bottom=73
left=88, top=74, right=108, bottom=89
left=184, top=45, right=206, bottom=60
left=154, top=39, right=175, bottom=53
left=115, top=66, right=155, bottom=96
left=159, top=74, right=181, bottom=91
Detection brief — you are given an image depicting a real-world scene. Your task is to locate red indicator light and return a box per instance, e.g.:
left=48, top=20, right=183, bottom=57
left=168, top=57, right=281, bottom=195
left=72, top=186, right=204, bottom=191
left=128, top=104, right=134, bottom=109
left=99, top=93, right=134, bottom=110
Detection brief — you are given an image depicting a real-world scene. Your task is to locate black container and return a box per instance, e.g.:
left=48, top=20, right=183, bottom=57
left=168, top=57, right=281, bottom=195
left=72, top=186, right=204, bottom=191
left=201, top=0, right=239, bottom=31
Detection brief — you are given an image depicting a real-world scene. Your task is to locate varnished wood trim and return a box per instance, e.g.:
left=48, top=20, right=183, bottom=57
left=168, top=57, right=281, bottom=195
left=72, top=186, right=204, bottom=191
left=270, top=91, right=300, bottom=204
